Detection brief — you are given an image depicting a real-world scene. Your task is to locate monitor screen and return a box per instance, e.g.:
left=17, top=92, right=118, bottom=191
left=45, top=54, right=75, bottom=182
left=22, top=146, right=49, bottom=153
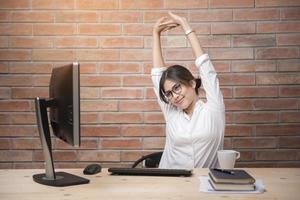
left=49, top=63, right=80, bottom=147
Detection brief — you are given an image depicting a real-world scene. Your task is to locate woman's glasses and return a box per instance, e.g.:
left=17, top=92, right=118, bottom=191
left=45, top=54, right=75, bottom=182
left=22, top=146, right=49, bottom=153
left=164, top=83, right=182, bottom=100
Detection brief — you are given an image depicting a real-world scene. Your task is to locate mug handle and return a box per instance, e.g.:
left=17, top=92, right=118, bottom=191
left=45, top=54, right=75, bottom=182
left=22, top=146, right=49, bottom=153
left=236, top=151, right=240, bottom=160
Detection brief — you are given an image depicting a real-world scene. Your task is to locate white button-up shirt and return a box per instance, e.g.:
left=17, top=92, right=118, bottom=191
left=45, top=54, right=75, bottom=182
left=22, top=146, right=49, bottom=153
left=151, top=54, right=225, bottom=169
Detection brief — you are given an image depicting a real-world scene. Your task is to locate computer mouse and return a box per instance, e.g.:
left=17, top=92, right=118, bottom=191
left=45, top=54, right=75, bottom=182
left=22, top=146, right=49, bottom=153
left=83, top=164, right=102, bottom=175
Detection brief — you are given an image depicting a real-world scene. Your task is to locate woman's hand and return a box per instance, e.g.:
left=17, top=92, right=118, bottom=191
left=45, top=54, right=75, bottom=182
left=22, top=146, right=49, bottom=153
left=153, top=17, right=179, bottom=35
left=168, top=11, right=191, bottom=32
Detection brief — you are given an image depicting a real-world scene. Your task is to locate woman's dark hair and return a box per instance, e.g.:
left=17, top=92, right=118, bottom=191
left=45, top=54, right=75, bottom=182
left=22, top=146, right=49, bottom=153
left=159, top=65, right=201, bottom=103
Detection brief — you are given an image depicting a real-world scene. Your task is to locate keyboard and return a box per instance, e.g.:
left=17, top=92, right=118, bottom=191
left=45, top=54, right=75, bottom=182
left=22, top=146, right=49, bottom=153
left=108, top=168, right=192, bottom=177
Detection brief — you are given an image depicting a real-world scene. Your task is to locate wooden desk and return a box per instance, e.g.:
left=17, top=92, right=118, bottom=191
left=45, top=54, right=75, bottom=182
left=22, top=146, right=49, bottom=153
left=0, top=168, right=299, bottom=200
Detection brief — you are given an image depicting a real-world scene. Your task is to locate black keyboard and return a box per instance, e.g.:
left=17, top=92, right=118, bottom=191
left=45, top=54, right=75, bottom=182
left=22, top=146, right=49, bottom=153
left=108, top=168, right=192, bottom=177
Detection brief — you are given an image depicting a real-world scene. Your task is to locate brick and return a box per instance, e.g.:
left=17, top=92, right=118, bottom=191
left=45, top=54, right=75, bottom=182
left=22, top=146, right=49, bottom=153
left=101, top=37, right=143, bottom=48
left=277, top=34, right=300, bottom=46
left=234, top=112, right=278, bottom=123
left=0, top=50, right=31, bottom=61
left=0, top=36, right=8, bottom=47
left=224, top=125, right=253, bottom=137
left=77, top=0, right=118, bottom=9
left=256, top=150, right=298, bottom=161
left=0, top=62, right=8, bottom=73
left=232, top=35, right=275, bottom=47
left=101, top=11, right=142, bottom=22
left=165, top=48, right=194, bottom=61
left=11, top=11, right=54, bottom=22
left=190, top=10, right=232, bottom=22
left=209, top=48, right=253, bottom=60
left=0, top=88, right=10, bottom=99
left=101, top=139, right=142, bottom=149
left=0, top=100, right=30, bottom=111
left=232, top=60, right=276, bottom=72
left=81, top=75, right=121, bottom=86
left=32, top=0, right=75, bottom=9
left=238, top=151, right=255, bottom=161
left=279, top=137, right=300, bottom=148
left=210, top=0, right=254, bottom=8
left=11, top=113, right=36, bottom=124
left=144, top=11, right=188, bottom=23
left=9, top=62, right=53, bottom=74
left=0, top=126, right=37, bottom=137
left=144, top=113, right=165, bottom=123
left=254, top=99, right=298, bottom=110
left=278, top=60, right=300, bottom=72
left=258, top=22, right=300, bottom=33
left=78, top=150, right=120, bottom=161
left=213, top=22, right=256, bottom=35
left=233, top=8, right=279, bottom=21
left=11, top=88, right=48, bottom=99
left=123, top=24, right=153, bottom=36
left=198, top=35, right=230, bottom=47
left=256, top=0, right=300, bottom=7
left=256, top=73, right=300, bottom=85
left=143, top=137, right=165, bottom=149
left=81, top=87, right=99, bottom=99
left=9, top=37, right=53, bottom=48
left=123, top=75, right=152, bottom=86
left=33, top=24, right=76, bottom=36
left=281, top=112, right=300, bottom=123
left=219, top=74, right=255, bottom=86
left=0, top=150, right=32, bottom=162
left=54, top=37, right=97, bottom=48
left=119, top=100, right=160, bottom=111
left=234, top=87, right=278, bottom=98
left=166, top=0, right=208, bottom=9
left=144, top=36, right=187, bottom=48
left=0, top=75, right=34, bottom=86
left=213, top=61, right=231, bottom=72
left=120, top=0, right=163, bottom=9
left=76, top=50, right=119, bottom=61
left=101, top=113, right=143, bottom=123
left=226, top=112, right=233, bottom=123
left=54, top=138, right=97, bottom=149
left=233, top=137, right=277, bottom=148
left=120, top=49, right=151, bottom=61
left=121, top=125, right=165, bottom=137
left=281, top=8, right=300, bottom=20
left=0, top=23, right=32, bottom=35
left=81, top=126, right=120, bottom=137
left=223, top=138, right=232, bottom=149
left=12, top=138, right=41, bottom=149
left=256, top=47, right=299, bottom=59
left=121, top=151, right=144, bottom=162
left=0, top=139, right=11, bottom=149
left=0, top=0, right=30, bottom=9
left=224, top=99, right=253, bottom=111
left=32, top=50, right=74, bottom=61
left=256, top=125, right=300, bottom=136
left=81, top=100, right=118, bottom=111
left=81, top=113, right=98, bottom=124
left=56, top=11, right=98, bottom=22
left=280, top=86, right=300, bottom=97
left=101, top=88, right=143, bottom=99
left=0, top=12, right=10, bottom=22
left=77, top=63, right=97, bottom=74
left=99, top=63, right=141, bottom=73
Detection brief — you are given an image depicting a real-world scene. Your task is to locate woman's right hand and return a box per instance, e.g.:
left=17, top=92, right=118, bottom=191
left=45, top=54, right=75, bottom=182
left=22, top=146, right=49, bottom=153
left=153, top=17, right=179, bottom=35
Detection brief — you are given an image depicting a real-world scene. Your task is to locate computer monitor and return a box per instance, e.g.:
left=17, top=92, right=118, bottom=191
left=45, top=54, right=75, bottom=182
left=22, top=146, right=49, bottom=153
left=33, top=62, right=89, bottom=187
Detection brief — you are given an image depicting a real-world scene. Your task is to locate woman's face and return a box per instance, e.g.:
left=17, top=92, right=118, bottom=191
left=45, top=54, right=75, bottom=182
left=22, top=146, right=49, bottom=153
left=163, top=79, right=197, bottom=110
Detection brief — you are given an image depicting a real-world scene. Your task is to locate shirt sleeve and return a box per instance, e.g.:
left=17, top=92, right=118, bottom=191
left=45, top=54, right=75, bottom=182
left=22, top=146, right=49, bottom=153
left=195, top=54, right=225, bottom=111
left=151, top=67, right=172, bottom=120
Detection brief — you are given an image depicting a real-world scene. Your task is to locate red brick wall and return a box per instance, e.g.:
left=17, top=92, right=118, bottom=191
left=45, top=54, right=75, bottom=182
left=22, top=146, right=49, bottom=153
left=0, top=0, right=300, bottom=169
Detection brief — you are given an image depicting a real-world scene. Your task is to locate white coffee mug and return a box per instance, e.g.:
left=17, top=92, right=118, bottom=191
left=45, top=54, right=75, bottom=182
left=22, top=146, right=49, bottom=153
left=217, top=150, right=240, bottom=169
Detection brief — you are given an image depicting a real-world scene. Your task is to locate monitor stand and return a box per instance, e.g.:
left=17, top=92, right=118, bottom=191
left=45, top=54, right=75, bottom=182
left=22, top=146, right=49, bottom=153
left=33, top=97, right=89, bottom=187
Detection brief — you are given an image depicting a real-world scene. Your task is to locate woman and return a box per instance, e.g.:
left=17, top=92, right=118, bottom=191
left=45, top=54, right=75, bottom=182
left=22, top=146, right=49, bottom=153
left=152, top=12, right=225, bottom=169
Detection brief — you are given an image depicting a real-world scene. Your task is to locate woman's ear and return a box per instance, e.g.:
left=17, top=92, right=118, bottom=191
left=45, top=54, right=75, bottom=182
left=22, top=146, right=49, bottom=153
left=190, top=80, right=196, bottom=89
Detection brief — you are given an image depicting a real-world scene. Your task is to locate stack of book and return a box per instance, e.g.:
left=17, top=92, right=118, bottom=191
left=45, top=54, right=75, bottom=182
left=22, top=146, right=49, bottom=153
left=208, top=168, right=256, bottom=191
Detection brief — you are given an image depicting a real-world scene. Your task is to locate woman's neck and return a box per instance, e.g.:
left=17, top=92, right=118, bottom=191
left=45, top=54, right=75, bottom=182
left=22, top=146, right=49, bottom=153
left=183, top=97, right=199, bottom=118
